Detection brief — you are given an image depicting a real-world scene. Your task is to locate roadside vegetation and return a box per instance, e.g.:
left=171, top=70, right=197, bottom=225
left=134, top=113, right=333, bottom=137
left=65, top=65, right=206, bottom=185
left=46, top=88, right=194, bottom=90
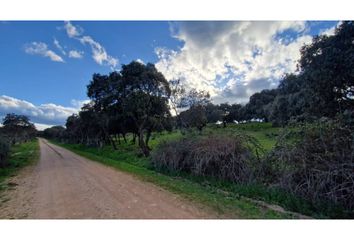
left=51, top=131, right=299, bottom=219
left=0, top=113, right=39, bottom=193
left=52, top=119, right=354, bottom=218
left=0, top=139, right=39, bottom=192
left=38, top=21, right=354, bottom=218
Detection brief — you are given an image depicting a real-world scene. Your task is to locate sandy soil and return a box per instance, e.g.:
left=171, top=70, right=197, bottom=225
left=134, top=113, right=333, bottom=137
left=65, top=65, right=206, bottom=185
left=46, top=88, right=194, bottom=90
left=0, top=138, right=214, bottom=219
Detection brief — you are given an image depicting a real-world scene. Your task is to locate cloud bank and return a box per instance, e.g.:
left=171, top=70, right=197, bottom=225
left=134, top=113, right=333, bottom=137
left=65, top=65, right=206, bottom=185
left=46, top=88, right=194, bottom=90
left=155, top=21, right=317, bottom=104
left=0, top=95, right=88, bottom=128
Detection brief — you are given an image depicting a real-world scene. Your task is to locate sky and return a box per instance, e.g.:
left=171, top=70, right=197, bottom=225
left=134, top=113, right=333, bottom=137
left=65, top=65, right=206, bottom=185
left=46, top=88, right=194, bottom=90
left=0, top=21, right=339, bottom=130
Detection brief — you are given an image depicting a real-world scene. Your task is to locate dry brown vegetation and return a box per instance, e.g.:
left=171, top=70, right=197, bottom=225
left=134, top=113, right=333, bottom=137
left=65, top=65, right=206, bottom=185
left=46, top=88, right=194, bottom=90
left=152, top=118, right=354, bottom=217
left=266, top=120, right=354, bottom=216
left=152, top=133, right=263, bottom=184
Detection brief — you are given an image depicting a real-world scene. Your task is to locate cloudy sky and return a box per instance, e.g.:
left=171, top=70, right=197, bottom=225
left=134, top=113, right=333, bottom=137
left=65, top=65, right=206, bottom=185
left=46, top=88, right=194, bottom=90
left=0, top=21, right=338, bottom=129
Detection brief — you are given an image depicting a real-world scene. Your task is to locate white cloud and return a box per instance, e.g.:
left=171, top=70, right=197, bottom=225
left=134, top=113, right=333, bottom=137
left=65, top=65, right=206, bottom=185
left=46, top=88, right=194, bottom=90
left=53, top=38, right=66, bottom=55
left=25, top=42, right=64, bottom=62
left=70, top=99, right=90, bottom=109
left=79, top=36, right=118, bottom=68
left=68, top=50, right=84, bottom=59
left=136, top=58, right=145, bottom=64
left=64, top=21, right=83, bottom=38
left=34, top=123, right=55, bottom=131
left=155, top=21, right=314, bottom=104
left=0, top=95, right=80, bottom=126
left=63, top=21, right=118, bottom=69
left=319, top=22, right=341, bottom=36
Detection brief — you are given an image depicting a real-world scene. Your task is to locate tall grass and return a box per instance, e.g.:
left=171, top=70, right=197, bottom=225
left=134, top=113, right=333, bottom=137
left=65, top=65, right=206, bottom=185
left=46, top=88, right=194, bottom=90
left=0, top=139, right=39, bottom=190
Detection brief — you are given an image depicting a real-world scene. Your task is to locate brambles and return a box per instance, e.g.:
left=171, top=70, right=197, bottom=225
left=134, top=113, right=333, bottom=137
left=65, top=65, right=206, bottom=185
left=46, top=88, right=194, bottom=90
left=266, top=120, right=354, bottom=216
left=151, top=119, right=354, bottom=217
left=151, top=133, right=264, bottom=184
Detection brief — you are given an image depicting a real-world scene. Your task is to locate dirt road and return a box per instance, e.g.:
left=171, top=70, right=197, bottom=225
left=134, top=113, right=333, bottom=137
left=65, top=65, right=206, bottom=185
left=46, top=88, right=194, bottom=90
left=0, top=138, right=213, bottom=219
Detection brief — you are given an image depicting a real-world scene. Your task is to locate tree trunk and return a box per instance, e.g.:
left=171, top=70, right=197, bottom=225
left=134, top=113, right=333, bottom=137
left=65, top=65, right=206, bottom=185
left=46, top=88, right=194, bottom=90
left=138, top=130, right=150, bottom=157
left=131, top=133, right=137, bottom=144
left=145, top=130, right=152, bottom=150
left=117, top=134, right=121, bottom=145
left=122, top=133, right=127, bottom=143
left=109, top=135, right=117, bottom=150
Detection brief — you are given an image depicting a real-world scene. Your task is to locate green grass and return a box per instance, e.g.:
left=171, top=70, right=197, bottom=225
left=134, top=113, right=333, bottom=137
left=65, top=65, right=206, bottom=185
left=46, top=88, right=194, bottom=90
left=49, top=122, right=336, bottom=218
left=210, top=122, right=281, bottom=151
left=50, top=130, right=304, bottom=219
left=0, top=139, right=39, bottom=192
left=148, top=123, right=281, bottom=153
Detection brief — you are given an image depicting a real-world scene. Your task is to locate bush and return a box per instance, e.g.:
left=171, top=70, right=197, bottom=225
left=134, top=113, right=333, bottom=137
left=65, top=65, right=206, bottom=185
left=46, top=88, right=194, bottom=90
left=151, top=133, right=263, bottom=183
left=0, top=136, right=10, bottom=168
left=266, top=120, right=354, bottom=216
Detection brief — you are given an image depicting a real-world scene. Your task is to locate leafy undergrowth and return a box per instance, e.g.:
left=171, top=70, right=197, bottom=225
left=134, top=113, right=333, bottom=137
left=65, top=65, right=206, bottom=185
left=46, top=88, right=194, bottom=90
left=0, top=139, right=39, bottom=192
left=51, top=140, right=304, bottom=219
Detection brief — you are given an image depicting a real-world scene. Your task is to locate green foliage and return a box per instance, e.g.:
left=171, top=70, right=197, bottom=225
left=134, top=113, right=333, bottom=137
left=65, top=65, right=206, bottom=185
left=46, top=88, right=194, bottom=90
left=49, top=122, right=354, bottom=218
left=179, top=105, right=208, bottom=132
left=267, top=21, right=354, bottom=123
left=1, top=113, right=37, bottom=144
left=244, top=89, right=279, bottom=121
left=299, top=21, right=354, bottom=117
left=206, top=21, right=354, bottom=125
left=42, top=125, right=66, bottom=140
left=77, top=61, right=172, bottom=156
left=0, top=139, right=39, bottom=187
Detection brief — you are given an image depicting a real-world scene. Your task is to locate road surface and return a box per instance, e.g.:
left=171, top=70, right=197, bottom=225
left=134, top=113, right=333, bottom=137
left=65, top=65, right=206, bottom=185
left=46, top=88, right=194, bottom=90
left=0, top=138, right=213, bottom=219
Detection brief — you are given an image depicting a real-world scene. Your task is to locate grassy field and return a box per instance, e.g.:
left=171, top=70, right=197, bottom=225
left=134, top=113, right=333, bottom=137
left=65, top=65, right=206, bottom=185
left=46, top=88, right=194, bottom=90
left=0, top=139, right=39, bottom=192
left=51, top=123, right=323, bottom=218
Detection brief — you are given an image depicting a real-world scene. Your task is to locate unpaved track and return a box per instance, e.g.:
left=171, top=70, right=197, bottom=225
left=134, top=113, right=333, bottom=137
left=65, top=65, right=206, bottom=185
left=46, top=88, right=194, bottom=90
left=0, top=138, right=213, bottom=219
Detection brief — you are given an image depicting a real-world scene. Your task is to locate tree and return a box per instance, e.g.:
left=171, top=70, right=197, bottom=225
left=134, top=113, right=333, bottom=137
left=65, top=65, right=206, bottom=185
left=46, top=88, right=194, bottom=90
left=169, top=79, right=186, bottom=117
left=245, top=89, right=278, bottom=121
left=298, top=21, right=354, bottom=118
left=2, top=113, right=36, bottom=144
left=42, top=126, right=66, bottom=140
left=169, top=79, right=211, bottom=131
left=65, top=114, right=83, bottom=144
left=265, top=21, right=354, bottom=124
left=226, top=103, right=243, bottom=122
left=175, top=88, right=210, bottom=130
left=179, top=105, right=207, bottom=133
left=80, top=103, right=108, bottom=148
left=179, top=88, right=210, bottom=108
left=119, top=62, right=171, bottom=156
left=269, top=95, right=289, bottom=127
left=86, top=61, right=172, bottom=156
left=86, top=72, right=122, bottom=149
left=267, top=74, right=310, bottom=124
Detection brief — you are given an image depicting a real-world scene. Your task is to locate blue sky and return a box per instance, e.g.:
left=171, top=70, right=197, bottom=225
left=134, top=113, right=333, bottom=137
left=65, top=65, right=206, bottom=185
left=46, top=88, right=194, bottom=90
left=0, top=21, right=338, bottom=129
left=0, top=21, right=181, bottom=106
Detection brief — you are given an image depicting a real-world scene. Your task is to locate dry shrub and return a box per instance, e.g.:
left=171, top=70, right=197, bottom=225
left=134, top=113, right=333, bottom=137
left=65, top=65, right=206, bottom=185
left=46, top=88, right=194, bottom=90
left=151, top=134, right=263, bottom=183
left=267, top=120, right=354, bottom=214
left=0, top=136, right=10, bottom=168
